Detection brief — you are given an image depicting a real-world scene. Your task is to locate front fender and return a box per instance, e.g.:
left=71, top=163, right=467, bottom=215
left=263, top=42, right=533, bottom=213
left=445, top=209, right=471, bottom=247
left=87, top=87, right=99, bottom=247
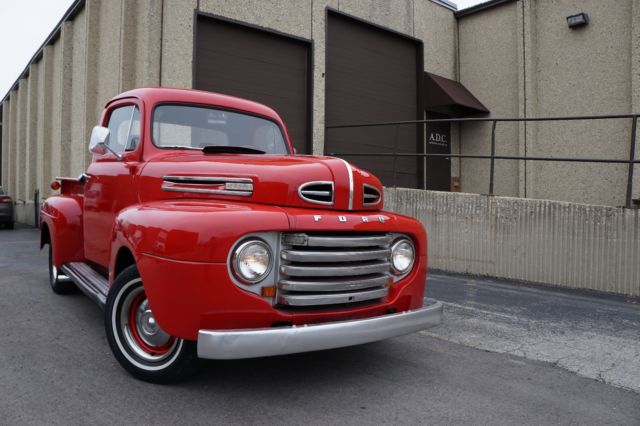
left=40, top=195, right=84, bottom=267
left=113, top=200, right=291, bottom=263
left=111, top=200, right=291, bottom=338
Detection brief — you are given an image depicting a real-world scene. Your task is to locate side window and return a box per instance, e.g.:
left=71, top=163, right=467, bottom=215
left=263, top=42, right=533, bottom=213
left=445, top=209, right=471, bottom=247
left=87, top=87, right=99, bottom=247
left=107, top=105, right=140, bottom=155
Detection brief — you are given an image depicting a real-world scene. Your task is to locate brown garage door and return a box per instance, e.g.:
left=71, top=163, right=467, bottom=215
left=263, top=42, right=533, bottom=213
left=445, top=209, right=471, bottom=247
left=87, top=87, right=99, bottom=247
left=324, top=11, right=423, bottom=188
left=195, top=14, right=311, bottom=154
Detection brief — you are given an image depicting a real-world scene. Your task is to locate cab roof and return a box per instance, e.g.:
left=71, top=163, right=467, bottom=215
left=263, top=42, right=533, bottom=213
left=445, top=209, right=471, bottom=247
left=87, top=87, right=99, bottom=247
left=110, top=87, right=283, bottom=123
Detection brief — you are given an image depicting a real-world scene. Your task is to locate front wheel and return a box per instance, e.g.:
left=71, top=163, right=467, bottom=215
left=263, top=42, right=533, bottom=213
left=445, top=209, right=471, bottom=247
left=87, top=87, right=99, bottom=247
left=105, top=265, right=199, bottom=383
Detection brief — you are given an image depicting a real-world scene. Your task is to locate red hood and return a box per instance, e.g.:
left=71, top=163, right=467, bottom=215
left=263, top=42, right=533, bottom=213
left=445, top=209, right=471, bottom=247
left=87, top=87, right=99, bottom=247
left=138, top=153, right=384, bottom=211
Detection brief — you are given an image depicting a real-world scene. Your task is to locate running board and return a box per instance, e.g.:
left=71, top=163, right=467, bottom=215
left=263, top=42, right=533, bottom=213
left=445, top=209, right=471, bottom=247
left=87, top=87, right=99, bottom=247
left=61, top=262, right=109, bottom=308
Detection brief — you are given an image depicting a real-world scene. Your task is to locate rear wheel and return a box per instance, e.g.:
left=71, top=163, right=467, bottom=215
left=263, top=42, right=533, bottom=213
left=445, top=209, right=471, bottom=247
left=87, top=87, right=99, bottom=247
left=48, top=243, right=76, bottom=294
left=105, top=265, right=198, bottom=383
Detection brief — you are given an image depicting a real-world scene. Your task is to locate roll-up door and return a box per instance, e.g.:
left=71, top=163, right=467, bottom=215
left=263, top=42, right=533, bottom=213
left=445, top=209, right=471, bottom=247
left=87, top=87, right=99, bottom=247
left=325, top=11, right=423, bottom=188
left=195, top=15, right=311, bottom=154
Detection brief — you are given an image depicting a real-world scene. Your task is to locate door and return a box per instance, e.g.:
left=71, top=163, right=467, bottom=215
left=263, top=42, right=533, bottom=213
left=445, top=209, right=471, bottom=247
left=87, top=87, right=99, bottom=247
left=425, top=113, right=451, bottom=191
left=83, top=102, right=141, bottom=268
left=324, top=10, right=423, bottom=188
left=195, top=14, right=311, bottom=154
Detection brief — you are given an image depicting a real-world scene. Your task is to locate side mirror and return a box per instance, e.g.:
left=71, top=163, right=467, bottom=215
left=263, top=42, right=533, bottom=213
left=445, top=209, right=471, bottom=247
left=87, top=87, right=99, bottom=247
left=88, top=126, right=121, bottom=160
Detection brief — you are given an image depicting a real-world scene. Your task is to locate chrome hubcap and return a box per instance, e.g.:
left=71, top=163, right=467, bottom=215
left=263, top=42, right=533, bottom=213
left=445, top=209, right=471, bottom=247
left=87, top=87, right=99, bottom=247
left=119, top=287, right=178, bottom=362
left=136, top=299, right=172, bottom=348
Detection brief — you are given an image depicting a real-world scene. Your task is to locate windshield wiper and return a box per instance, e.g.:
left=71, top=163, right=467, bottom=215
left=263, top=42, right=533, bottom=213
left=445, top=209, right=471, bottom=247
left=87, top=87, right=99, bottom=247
left=202, top=145, right=266, bottom=155
left=159, top=145, right=201, bottom=150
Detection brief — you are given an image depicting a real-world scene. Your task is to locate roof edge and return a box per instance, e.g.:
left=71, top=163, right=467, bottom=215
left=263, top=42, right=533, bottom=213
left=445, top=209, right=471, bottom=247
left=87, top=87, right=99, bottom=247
left=429, top=0, right=457, bottom=12
left=455, top=0, right=517, bottom=19
left=1, top=0, right=85, bottom=104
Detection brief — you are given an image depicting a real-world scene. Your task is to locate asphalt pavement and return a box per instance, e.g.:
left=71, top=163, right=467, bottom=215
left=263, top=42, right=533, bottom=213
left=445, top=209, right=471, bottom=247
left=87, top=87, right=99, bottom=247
left=1, top=225, right=639, bottom=425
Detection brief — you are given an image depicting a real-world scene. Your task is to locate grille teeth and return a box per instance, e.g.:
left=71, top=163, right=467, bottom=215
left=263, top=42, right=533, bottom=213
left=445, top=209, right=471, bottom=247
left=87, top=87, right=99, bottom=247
left=298, top=181, right=334, bottom=206
left=363, top=184, right=381, bottom=206
left=277, top=232, right=392, bottom=307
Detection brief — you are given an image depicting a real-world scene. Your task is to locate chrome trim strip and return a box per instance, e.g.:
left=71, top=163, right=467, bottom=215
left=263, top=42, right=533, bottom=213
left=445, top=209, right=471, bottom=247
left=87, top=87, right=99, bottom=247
left=280, top=261, right=390, bottom=277
left=277, top=287, right=388, bottom=306
left=163, top=175, right=253, bottom=184
left=278, top=274, right=390, bottom=292
left=339, top=158, right=354, bottom=210
left=281, top=248, right=391, bottom=263
left=197, top=302, right=444, bottom=359
left=161, top=175, right=253, bottom=196
left=363, top=184, right=382, bottom=206
left=161, top=184, right=252, bottom=197
left=304, top=234, right=392, bottom=248
left=300, top=190, right=332, bottom=196
left=298, top=181, right=334, bottom=206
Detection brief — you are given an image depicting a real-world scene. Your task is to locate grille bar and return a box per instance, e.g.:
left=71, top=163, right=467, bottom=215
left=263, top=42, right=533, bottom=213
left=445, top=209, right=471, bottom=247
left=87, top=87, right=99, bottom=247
left=280, top=261, right=390, bottom=277
left=277, top=288, right=389, bottom=307
left=281, top=248, right=391, bottom=263
left=302, top=234, right=392, bottom=248
left=278, top=232, right=393, bottom=308
left=279, top=274, right=389, bottom=292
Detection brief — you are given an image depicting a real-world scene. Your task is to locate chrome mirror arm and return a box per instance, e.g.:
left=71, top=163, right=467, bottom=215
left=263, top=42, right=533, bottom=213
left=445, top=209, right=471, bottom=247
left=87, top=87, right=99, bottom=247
left=100, top=142, right=123, bottom=161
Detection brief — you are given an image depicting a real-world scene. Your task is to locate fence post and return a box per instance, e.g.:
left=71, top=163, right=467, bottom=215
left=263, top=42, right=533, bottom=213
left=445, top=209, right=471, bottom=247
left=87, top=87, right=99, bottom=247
left=489, top=120, right=497, bottom=196
left=626, top=115, right=638, bottom=208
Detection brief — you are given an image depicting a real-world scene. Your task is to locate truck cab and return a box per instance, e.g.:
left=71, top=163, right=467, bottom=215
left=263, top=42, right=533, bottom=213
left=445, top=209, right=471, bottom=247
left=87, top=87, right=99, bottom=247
left=40, top=88, right=442, bottom=383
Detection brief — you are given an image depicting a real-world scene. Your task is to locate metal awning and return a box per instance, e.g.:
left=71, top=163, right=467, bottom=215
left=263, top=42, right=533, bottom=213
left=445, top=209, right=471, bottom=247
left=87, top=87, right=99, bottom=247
left=424, top=72, right=489, bottom=117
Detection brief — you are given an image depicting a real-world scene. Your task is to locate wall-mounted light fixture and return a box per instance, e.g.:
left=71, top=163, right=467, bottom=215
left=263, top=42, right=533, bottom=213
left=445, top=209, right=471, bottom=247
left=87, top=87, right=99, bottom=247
left=567, top=13, right=589, bottom=29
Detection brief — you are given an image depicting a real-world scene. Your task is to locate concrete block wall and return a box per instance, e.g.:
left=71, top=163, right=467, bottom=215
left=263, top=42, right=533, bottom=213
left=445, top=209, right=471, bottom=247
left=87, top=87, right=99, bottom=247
left=1, top=0, right=458, bottom=226
left=457, top=0, right=640, bottom=207
left=385, top=187, right=640, bottom=297
left=0, top=0, right=176, bottom=224
left=457, top=1, right=521, bottom=197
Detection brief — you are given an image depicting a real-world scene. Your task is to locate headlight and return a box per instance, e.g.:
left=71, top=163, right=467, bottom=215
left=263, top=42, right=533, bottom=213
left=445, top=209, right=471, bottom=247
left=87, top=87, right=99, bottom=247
left=390, top=238, right=415, bottom=275
left=232, top=240, right=273, bottom=284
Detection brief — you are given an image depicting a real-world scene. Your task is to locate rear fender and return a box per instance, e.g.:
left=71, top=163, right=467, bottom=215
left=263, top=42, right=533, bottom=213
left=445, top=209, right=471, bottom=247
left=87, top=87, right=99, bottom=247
left=40, top=195, right=85, bottom=267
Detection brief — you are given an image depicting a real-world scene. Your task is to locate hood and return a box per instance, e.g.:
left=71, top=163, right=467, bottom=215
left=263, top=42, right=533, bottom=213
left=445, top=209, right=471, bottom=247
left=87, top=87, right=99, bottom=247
left=139, top=153, right=384, bottom=211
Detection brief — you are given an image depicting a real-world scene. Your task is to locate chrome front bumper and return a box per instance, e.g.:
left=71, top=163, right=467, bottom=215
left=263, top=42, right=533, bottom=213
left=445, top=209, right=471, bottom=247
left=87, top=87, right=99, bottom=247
left=197, top=301, right=443, bottom=360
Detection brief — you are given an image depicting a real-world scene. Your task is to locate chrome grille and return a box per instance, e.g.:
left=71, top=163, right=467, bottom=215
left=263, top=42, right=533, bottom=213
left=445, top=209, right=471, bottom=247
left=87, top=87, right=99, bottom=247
left=298, top=181, right=334, bottom=205
left=363, top=184, right=381, bottom=206
left=278, top=232, right=392, bottom=307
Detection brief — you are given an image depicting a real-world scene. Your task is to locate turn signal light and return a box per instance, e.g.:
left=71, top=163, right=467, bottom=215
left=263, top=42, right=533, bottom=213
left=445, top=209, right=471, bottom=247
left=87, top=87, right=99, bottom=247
left=261, top=286, right=277, bottom=297
left=50, top=181, right=61, bottom=190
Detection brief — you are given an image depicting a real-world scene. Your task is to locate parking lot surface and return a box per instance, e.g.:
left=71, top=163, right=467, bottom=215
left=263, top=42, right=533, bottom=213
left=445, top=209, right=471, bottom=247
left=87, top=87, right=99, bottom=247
left=1, top=226, right=639, bottom=425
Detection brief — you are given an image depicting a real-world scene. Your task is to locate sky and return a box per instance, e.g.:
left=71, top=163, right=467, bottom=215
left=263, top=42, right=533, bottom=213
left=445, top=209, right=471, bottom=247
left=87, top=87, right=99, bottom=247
left=0, top=0, right=488, bottom=101
left=0, top=0, right=75, bottom=100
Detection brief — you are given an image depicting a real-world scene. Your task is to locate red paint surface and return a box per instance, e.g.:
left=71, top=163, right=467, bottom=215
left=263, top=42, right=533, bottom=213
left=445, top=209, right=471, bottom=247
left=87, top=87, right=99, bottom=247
left=42, top=88, right=428, bottom=340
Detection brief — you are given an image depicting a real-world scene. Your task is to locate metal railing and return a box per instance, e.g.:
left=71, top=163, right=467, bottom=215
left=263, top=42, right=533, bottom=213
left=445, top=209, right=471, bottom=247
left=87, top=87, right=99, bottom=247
left=326, top=114, right=640, bottom=208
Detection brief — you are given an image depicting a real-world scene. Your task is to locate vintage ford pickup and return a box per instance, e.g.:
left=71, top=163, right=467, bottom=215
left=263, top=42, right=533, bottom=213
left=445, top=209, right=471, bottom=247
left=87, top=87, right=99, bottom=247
left=40, top=88, right=442, bottom=382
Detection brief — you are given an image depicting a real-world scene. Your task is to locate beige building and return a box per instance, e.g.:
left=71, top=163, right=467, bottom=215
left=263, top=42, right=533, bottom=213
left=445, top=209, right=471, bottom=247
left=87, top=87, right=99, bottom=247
left=1, top=0, right=639, bottom=226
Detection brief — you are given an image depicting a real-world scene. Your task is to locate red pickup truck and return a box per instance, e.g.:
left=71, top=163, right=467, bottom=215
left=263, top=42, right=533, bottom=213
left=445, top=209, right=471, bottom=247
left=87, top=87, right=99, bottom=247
left=40, top=88, right=442, bottom=383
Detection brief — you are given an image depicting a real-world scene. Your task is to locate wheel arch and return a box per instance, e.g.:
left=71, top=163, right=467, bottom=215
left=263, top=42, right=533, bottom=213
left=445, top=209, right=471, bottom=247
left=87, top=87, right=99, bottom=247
left=40, top=222, right=51, bottom=249
left=114, top=246, right=136, bottom=279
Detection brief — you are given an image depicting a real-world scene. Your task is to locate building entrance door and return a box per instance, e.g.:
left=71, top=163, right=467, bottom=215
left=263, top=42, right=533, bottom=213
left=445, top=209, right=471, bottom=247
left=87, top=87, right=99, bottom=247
left=425, top=113, right=451, bottom=191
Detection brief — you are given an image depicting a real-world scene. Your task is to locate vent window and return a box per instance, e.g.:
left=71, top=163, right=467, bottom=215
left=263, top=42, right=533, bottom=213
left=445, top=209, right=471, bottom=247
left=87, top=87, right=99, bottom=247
left=363, top=185, right=381, bottom=206
left=298, top=181, right=334, bottom=205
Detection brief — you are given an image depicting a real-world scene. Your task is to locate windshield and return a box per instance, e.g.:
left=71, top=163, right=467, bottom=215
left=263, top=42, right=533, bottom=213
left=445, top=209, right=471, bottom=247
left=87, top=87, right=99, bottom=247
left=152, top=104, right=289, bottom=154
